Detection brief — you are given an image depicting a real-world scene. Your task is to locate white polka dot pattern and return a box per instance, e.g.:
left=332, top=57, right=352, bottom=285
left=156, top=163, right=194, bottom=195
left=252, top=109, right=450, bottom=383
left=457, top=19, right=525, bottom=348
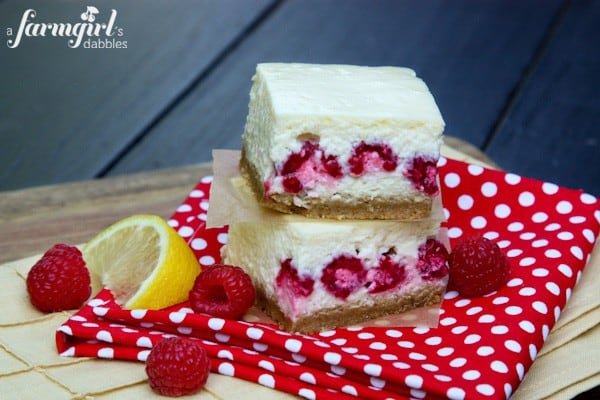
left=56, top=161, right=600, bottom=400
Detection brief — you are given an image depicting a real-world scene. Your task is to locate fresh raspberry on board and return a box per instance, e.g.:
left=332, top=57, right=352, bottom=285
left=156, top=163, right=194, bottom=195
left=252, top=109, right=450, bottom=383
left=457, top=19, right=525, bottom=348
left=145, top=337, right=210, bottom=397
left=448, top=236, right=511, bottom=297
left=189, top=264, right=256, bottom=320
left=26, top=244, right=91, bottom=312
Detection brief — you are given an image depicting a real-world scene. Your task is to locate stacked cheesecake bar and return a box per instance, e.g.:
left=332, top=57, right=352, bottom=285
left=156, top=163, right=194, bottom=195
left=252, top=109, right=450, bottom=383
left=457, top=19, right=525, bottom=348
left=223, top=63, right=449, bottom=333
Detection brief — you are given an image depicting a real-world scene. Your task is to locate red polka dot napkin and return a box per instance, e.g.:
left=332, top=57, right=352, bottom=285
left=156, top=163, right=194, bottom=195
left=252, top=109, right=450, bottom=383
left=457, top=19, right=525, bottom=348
left=56, top=158, right=599, bottom=400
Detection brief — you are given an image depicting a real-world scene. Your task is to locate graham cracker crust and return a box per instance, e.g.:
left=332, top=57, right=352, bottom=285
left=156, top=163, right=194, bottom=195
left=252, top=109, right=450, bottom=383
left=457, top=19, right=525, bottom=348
left=255, top=282, right=445, bottom=334
left=240, top=150, right=433, bottom=220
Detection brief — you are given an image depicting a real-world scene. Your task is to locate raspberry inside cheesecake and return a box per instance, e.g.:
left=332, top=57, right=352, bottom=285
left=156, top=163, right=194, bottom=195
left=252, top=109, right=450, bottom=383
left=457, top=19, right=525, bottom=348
left=241, top=63, right=445, bottom=220
left=222, top=216, right=449, bottom=333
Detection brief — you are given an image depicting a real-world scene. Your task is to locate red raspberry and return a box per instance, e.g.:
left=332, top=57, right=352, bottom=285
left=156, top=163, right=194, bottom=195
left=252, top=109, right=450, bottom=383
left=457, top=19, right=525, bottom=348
left=189, top=264, right=255, bottom=319
left=276, top=258, right=315, bottom=298
left=417, top=238, right=450, bottom=281
left=348, top=141, right=398, bottom=175
left=449, top=237, right=511, bottom=297
left=279, top=140, right=343, bottom=193
left=26, top=244, right=91, bottom=312
left=280, top=140, right=318, bottom=194
left=145, top=337, right=210, bottom=397
left=367, top=255, right=406, bottom=294
left=321, top=255, right=367, bottom=299
left=322, top=153, right=343, bottom=178
left=403, top=155, right=439, bottom=195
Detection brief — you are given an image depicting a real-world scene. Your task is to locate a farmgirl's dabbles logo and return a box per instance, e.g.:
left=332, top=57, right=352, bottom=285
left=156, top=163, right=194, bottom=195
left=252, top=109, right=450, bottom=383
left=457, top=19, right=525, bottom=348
left=6, top=6, right=127, bottom=49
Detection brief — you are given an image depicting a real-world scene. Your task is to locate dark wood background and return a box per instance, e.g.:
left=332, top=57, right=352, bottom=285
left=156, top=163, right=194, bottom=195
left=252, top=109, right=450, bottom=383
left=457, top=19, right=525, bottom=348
left=1, top=0, right=599, bottom=196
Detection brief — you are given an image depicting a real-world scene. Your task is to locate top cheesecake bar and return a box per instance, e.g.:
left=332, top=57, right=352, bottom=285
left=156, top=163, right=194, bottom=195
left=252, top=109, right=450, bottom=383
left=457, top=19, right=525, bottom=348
left=240, top=63, right=445, bottom=220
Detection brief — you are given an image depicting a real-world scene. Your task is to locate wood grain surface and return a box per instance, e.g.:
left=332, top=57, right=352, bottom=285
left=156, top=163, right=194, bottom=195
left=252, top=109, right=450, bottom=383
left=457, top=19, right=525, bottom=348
left=487, top=0, right=600, bottom=195
left=0, top=0, right=275, bottom=189
left=106, top=0, right=563, bottom=177
left=3, top=0, right=599, bottom=198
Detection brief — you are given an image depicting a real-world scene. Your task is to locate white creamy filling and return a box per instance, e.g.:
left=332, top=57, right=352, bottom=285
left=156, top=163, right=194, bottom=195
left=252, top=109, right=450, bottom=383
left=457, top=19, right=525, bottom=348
left=271, top=117, right=443, bottom=163
left=269, top=166, right=431, bottom=205
left=223, top=217, right=442, bottom=321
left=250, top=119, right=442, bottom=193
left=297, top=265, right=429, bottom=320
left=242, top=63, right=445, bottom=193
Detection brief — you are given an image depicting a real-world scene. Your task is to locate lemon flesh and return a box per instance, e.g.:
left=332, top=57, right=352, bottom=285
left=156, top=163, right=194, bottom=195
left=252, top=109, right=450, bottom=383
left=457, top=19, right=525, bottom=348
left=82, top=215, right=201, bottom=310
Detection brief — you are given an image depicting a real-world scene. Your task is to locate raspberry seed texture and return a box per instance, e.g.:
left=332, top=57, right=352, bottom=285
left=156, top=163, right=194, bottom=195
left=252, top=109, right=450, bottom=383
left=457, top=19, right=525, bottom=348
left=279, top=140, right=342, bottom=194
left=26, top=244, right=91, bottom=312
left=189, top=264, right=256, bottom=319
left=417, top=238, right=450, bottom=281
left=449, top=236, right=510, bottom=297
left=321, top=255, right=367, bottom=299
left=145, top=337, right=210, bottom=397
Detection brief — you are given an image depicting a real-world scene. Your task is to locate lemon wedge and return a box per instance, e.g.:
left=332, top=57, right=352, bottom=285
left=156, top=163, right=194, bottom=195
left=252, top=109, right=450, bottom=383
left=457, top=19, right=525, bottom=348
left=82, top=214, right=201, bottom=310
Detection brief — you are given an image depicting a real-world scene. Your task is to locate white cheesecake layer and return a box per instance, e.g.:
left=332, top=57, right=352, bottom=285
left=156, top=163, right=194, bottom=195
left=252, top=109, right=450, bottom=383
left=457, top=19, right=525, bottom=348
left=242, top=63, right=445, bottom=196
left=222, top=215, right=444, bottom=321
left=275, top=164, right=429, bottom=208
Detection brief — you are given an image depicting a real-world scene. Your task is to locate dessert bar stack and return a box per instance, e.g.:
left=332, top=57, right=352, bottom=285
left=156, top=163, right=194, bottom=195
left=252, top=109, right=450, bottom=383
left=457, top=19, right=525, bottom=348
left=223, top=63, right=450, bottom=333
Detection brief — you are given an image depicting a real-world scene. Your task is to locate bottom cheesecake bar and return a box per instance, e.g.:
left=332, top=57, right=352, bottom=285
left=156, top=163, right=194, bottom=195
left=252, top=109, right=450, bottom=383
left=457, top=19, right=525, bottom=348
left=222, top=214, right=449, bottom=333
